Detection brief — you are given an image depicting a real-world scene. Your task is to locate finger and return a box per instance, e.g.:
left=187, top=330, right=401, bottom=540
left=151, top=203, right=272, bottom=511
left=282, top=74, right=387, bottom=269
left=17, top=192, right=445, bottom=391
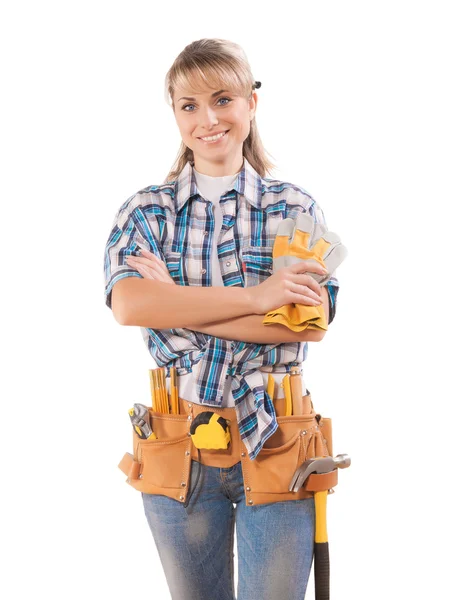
left=292, top=275, right=322, bottom=300
left=130, top=256, right=170, bottom=278
left=130, top=255, right=159, bottom=269
left=154, top=269, right=176, bottom=284
left=138, top=250, right=172, bottom=275
left=291, top=259, right=327, bottom=277
left=144, top=260, right=169, bottom=277
left=291, top=282, right=323, bottom=305
left=135, top=263, right=155, bottom=280
left=137, top=262, right=175, bottom=284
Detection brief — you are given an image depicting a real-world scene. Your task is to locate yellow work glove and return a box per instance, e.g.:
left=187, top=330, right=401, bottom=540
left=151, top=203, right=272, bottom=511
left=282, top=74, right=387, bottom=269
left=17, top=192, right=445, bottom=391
left=262, top=213, right=348, bottom=332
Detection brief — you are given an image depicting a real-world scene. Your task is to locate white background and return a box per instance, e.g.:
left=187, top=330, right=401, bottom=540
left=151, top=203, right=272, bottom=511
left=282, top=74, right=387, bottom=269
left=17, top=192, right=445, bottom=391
left=2, top=1, right=463, bottom=598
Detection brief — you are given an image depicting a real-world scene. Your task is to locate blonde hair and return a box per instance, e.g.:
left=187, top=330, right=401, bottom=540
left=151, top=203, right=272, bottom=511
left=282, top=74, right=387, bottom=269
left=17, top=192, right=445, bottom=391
left=163, top=38, right=277, bottom=183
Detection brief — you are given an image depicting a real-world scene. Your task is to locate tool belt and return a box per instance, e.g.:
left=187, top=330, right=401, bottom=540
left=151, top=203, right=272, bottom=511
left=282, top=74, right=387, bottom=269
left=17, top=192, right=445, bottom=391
left=119, top=371, right=338, bottom=507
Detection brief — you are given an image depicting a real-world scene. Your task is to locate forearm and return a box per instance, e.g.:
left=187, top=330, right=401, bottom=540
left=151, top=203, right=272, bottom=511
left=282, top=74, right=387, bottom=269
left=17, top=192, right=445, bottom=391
left=116, top=278, right=254, bottom=328
left=187, top=286, right=330, bottom=343
left=186, top=313, right=322, bottom=343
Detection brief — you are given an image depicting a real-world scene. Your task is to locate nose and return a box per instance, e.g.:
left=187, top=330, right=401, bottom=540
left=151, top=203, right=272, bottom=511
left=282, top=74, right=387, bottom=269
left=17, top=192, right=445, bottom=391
left=197, top=105, right=219, bottom=129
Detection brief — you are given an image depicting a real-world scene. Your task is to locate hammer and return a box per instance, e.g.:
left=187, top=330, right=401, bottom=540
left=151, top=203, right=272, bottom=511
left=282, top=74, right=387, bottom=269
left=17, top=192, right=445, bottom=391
left=289, top=454, right=351, bottom=600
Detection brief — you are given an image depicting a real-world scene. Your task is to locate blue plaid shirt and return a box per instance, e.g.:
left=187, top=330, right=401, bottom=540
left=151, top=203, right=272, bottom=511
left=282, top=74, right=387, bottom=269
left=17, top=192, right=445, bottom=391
left=103, top=157, right=339, bottom=460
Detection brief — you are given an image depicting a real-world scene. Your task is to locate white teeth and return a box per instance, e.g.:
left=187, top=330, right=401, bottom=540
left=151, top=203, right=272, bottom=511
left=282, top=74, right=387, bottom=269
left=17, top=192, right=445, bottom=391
left=200, top=131, right=227, bottom=142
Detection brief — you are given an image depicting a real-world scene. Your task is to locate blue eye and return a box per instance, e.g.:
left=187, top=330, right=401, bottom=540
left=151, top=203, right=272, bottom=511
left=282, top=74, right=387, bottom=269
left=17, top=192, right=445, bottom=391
left=182, top=97, right=232, bottom=112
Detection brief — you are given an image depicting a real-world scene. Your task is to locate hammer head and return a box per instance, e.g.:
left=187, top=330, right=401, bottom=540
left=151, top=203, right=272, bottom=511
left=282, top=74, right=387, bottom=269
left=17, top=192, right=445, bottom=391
left=289, top=454, right=351, bottom=492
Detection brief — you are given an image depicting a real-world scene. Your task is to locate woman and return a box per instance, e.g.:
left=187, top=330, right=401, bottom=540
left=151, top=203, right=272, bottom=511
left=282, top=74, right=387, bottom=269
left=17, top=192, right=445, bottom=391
left=104, top=38, right=342, bottom=600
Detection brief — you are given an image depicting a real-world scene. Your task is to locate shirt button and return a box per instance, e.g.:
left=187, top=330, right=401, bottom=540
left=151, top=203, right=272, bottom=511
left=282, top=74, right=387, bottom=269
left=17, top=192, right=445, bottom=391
left=226, top=261, right=231, bottom=267
left=201, top=268, right=206, bottom=274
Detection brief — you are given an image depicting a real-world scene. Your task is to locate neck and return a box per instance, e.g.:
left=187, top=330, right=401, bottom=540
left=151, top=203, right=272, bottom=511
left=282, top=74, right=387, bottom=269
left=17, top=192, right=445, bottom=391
left=193, top=150, right=244, bottom=177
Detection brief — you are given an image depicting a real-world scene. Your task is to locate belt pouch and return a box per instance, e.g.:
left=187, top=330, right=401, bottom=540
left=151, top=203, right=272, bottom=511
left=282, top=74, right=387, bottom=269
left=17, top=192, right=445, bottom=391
left=239, top=391, right=335, bottom=507
left=118, top=408, right=194, bottom=503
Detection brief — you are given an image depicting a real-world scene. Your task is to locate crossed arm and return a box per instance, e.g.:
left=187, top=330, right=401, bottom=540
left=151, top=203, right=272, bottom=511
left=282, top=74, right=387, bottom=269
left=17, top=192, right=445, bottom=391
left=113, top=278, right=329, bottom=344
left=112, top=251, right=330, bottom=344
left=185, top=286, right=329, bottom=343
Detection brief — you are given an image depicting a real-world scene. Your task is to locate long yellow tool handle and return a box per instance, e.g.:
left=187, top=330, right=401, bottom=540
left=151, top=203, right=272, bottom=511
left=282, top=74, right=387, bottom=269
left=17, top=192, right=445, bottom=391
left=314, top=489, right=330, bottom=600
left=161, top=369, right=168, bottom=413
left=154, top=369, right=161, bottom=412
left=149, top=370, right=157, bottom=412
left=266, top=373, right=275, bottom=403
left=155, top=369, right=164, bottom=412
left=289, top=369, right=303, bottom=415
left=282, top=374, right=292, bottom=416
left=159, top=368, right=168, bottom=413
left=175, top=370, right=179, bottom=414
left=169, top=367, right=174, bottom=414
left=170, top=366, right=178, bottom=414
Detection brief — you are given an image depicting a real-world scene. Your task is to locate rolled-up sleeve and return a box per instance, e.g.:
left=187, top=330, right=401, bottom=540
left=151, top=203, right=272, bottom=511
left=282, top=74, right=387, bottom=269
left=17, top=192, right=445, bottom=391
left=103, top=207, right=144, bottom=310
left=325, top=273, right=339, bottom=325
left=103, top=197, right=167, bottom=310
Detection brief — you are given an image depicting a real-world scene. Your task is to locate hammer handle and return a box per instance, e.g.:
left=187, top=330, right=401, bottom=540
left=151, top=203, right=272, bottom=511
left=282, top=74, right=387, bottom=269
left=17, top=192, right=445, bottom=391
left=314, top=541, right=330, bottom=600
left=314, top=489, right=330, bottom=600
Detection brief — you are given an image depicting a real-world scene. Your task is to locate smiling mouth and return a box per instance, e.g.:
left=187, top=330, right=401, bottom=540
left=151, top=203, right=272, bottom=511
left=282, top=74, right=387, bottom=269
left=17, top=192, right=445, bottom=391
left=198, top=130, right=230, bottom=143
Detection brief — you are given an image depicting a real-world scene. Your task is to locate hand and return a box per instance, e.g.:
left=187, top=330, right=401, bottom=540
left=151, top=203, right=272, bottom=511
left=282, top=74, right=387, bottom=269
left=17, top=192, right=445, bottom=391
left=247, top=260, right=328, bottom=315
left=125, top=249, right=175, bottom=284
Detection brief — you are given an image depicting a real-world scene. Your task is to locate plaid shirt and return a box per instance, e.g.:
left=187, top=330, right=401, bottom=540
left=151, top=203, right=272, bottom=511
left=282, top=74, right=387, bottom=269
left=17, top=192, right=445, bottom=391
left=103, top=157, right=339, bottom=460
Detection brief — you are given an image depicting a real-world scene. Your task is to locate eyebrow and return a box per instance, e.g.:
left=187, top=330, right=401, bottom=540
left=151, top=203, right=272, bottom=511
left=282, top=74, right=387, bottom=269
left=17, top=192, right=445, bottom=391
left=177, top=89, right=229, bottom=103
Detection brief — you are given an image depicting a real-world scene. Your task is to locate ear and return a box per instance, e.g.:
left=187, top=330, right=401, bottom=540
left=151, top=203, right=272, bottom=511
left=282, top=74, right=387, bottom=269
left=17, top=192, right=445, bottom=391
left=249, top=91, right=258, bottom=120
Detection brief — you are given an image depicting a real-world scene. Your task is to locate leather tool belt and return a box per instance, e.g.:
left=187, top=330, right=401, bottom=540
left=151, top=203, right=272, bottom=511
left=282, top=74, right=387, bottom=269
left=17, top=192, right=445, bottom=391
left=118, top=375, right=338, bottom=507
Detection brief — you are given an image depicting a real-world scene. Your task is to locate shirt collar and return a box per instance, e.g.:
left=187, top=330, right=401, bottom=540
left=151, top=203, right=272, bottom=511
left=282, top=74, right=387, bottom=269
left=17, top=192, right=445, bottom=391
left=174, top=156, right=263, bottom=213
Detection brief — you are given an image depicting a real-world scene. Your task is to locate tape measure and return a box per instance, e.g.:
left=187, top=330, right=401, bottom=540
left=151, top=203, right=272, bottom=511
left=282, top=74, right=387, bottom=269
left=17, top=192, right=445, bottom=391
left=190, top=412, right=231, bottom=450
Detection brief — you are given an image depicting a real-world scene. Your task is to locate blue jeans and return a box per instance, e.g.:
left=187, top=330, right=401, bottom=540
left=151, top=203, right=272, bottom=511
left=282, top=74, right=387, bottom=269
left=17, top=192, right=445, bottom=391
left=142, top=459, right=315, bottom=600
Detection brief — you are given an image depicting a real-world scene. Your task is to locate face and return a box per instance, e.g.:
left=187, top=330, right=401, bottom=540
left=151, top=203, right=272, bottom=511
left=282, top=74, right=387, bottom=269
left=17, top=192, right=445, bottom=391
left=172, top=83, right=258, bottom=175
